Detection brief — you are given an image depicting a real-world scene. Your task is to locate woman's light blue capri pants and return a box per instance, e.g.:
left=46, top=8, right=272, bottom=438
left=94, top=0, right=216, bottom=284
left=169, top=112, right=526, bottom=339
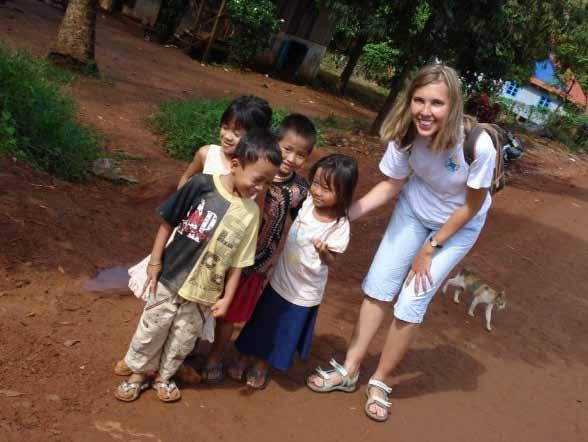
left=361, top=195, right=486, bottom=323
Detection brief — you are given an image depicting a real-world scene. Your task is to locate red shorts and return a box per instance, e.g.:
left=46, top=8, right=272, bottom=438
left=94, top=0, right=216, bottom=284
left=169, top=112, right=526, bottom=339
left=224, top=271, right=264, bottom=323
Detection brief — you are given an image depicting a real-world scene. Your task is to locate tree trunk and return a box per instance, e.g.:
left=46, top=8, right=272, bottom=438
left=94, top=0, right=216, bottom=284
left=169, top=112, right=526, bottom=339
left=202, top=0, right=226, bottom=64
left=369, top=14, right=435, bottom=135
left=338, top=35, right=367, bottom=94
left=369, top=61, right=413, bottom=135
left=49, top=0, right=98, bottom=73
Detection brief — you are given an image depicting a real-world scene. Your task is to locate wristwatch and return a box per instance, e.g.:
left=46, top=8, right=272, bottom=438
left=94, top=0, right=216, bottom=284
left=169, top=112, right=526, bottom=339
left=429, top=237, right=443, bottom=249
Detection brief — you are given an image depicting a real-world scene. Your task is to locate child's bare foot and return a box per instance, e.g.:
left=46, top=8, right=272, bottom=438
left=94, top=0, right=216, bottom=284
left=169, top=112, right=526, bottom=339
left=114, top=373, right=149, bottom=402
left=114, top=359, right=132, bottom=376
left=153, top=376, right=181, bottom=402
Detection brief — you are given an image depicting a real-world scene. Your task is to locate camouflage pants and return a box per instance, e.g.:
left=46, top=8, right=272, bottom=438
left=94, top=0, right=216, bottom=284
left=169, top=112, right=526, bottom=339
left=124, top=283, right=214, bottom=381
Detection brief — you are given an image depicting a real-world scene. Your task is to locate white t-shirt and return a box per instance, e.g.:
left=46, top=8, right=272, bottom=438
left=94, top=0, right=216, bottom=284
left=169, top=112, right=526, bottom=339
left=379, top=132, right=495, bottom=224
left=270, top=197, right=350, bottom=307
left=203, top=145, right=230, bottom=175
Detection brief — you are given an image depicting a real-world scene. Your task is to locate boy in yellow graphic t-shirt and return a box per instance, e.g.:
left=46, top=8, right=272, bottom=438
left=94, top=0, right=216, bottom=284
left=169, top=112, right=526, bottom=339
left=114, top=129, right=281, bottom=404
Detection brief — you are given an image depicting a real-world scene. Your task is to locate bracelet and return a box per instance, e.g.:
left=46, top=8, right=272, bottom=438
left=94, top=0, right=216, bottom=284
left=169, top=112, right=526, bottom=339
left=148, top=262, right=162, bottom=267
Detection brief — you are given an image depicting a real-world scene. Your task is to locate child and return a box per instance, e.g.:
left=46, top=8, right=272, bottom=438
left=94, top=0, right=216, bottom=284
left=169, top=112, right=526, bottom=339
left=113, top=95, right=271, bottom=379
left=177, top=95, right=272, bottom=187
left=233, top=154, right=358, bottom=389
left=114, top=129, right=281, bottom=403
left=201, top=114, right=317, bottom=383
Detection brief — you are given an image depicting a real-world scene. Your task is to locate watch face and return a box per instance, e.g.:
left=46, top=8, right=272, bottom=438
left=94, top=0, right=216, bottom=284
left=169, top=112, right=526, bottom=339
left=430, top=239, right=438, bottom=248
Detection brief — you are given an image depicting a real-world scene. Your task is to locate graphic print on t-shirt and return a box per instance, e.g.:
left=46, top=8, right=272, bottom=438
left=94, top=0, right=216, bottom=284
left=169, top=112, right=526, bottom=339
left=178, top=199, right=218, bottom=243
left=445, top=154, right=460, bottom=172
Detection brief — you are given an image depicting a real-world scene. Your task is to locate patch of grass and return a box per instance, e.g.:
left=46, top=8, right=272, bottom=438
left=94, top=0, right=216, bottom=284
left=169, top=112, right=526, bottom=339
left=151, top=98, right=292, bottom=161
left=314, top=68, right=389, bottom=110
left=0, top=44, right=101, bottom=181
left=316, top=113, right=371, bottom=133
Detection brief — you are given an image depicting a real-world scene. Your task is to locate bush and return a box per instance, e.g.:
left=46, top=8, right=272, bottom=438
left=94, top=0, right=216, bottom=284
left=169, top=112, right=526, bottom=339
left=358, top=42, right=398, bottom=86
left=226, top=0, right=281, bottom=66
left=0, top=44, right=100, bottom=181
left=545, top=108, right=588, bottom=151
left=150, top=98, right=289, bottom=161
left=466, top=93, right=502, bottom=123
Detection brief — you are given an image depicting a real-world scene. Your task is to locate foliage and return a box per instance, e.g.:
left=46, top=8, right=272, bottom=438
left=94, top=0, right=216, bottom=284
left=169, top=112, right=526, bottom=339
left=465, top=93, right=502, bottom=123
left=545, top=107, right=588, bottom=151
left=552, top=0, right=588, bottom=99
left=0, top=44, right=100, bottom=181
left=150, top=98, right=288, bottom=161
left=226, top=0, right=281, bottom=66
left=358, top=42, right=399, bottom=86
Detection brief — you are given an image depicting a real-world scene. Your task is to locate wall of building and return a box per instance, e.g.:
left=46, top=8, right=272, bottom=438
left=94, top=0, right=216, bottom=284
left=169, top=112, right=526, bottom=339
left=500, top=82, right=562, bottom=124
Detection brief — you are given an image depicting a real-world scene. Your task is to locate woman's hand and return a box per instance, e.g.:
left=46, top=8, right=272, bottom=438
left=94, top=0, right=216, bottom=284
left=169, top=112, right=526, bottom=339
left=404, top=244, right=434, bottom=294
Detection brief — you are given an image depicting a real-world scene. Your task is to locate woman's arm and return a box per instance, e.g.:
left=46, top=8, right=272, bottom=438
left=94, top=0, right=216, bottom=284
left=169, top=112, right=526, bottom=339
left=348, top=176, right=406, bottom=222
left=406, top=186, right=488, bottom=294
left=177, top=146, right=208, bottom=189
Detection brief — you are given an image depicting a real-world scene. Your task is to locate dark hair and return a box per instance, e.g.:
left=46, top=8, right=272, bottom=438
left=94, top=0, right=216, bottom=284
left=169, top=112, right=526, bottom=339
left=275, top=113, right=317, bottom=152
left=221, top=95, right=272, bottom=131
left=308, top=154, right=358, bottom=219
left=233, top=128, right=282, bottom=167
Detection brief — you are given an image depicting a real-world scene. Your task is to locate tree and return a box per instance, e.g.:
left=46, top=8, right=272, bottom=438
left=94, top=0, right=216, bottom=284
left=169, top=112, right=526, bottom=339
left=552, top=0, right=588, bottom=108
left=369, top=0, right=569, bottom=134
left=49, top=0, right=99, bottom=73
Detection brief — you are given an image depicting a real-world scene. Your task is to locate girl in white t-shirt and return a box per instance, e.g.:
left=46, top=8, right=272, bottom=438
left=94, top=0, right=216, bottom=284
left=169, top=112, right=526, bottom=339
left=306, top=65, right=497, bottom=423
left=234, top=154, right=358, bottom=389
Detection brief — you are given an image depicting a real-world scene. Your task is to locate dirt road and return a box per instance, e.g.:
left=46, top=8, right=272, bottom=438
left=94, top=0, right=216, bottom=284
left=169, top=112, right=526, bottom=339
left=1, top=2, right=587, bottom=441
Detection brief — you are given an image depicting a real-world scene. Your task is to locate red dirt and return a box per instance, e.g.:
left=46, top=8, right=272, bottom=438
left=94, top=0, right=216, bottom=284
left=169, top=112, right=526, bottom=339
left=1, top=2, right=587, bottom=441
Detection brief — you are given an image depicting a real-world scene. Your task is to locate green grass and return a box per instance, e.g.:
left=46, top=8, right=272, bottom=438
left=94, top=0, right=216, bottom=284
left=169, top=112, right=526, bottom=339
left=0, top=43, right=101, bottom=181
left=150, top=97, right=377, bottom=161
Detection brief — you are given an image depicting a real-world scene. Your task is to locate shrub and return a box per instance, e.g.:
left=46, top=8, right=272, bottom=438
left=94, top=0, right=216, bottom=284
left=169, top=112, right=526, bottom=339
left=358, top=42, right=398, bottom=86
left=0, top=44, right=100, bottom=181
left=545, top=108, right=588, bottom=151
left=150, top=98, right=288, bottom=161
left=466, top=93, right=502, bottom=123
left=226, top=0, right=281, bottom=66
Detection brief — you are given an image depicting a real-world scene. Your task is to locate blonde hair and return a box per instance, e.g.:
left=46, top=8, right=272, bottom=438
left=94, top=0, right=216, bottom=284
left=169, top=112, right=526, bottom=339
left=380, top=64, right=464, bottom=152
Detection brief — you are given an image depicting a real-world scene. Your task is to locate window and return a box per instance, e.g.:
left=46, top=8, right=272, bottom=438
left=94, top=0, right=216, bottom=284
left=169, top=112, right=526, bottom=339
left=538, top=95, right=552, bottom=108
left=505, top=81, right=519, bottom=97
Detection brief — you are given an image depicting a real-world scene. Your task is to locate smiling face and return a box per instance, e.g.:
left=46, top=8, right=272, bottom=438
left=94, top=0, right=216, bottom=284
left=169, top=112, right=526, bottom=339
left=410, top=81, right=450, bottom=138
left=231, top=158, right=278, bottom=199
left=219, top=121, right=246, bottom=156
left=310, top=167, right=338, bottom=210
left=278, top=129, right=311, bottom=177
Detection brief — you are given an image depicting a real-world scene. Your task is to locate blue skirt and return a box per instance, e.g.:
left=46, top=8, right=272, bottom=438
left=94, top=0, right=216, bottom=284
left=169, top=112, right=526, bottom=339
left=235, top=284, right=319, bottom=371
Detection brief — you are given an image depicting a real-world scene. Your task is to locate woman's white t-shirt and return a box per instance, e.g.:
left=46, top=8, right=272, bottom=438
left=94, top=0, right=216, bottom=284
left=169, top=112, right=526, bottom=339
left=379, top=132, right=496, bottom=224
left=270, top=197, right=350, bottom=307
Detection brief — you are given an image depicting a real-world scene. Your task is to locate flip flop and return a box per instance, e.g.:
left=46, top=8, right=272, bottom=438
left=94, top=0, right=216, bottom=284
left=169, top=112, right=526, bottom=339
left=114, top=379, right=150, bottom=402
left=153, top=380, right=181, bottom=402
left=227, top=359, right=249, bottom=382
left=202, top=362, right=225, bottom=384
left=245, top=367, right=269, bottom=390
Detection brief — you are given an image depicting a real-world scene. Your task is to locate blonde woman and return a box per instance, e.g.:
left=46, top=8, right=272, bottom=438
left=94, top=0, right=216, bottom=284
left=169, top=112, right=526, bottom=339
left=306, top=65, right=496, bottom=422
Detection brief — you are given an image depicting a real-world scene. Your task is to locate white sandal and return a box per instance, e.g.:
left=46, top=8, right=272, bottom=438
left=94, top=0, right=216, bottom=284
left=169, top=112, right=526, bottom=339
left=364, top=378, right=392, bottom=422
left=306, top=358, right=359, bottom=393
